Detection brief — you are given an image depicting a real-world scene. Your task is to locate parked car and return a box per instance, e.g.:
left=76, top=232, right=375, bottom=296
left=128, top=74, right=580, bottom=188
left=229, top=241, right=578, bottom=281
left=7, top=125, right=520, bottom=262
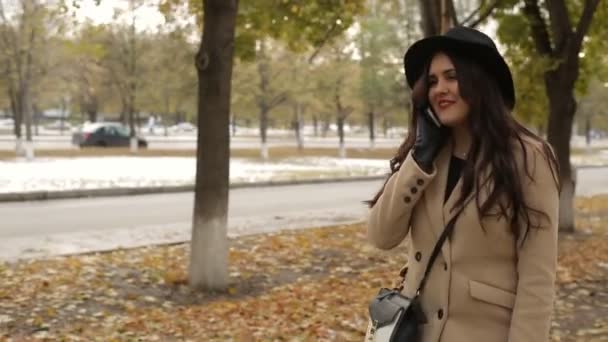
left=72, top=122, right=148, bottom=148
left=169, top=122, right=197, bottom=133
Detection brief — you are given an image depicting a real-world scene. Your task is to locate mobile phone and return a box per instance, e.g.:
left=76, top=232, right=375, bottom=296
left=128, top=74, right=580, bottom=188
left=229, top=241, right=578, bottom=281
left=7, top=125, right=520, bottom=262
left=425, top=107, right=442, bottom=128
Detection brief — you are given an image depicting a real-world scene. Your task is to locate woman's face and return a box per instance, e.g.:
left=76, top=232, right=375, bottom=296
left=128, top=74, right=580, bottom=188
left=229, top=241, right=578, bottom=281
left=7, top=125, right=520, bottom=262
left=427, top=52, right=470, bottom=127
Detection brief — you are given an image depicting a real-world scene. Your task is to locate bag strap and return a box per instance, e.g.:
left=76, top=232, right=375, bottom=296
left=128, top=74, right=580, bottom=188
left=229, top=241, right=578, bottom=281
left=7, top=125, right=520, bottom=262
left=414, top=207, right=464, bottom=295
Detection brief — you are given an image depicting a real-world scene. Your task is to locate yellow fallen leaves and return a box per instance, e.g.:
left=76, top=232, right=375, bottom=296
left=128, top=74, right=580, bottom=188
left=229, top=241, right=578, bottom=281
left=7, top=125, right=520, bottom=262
left=0, top=197, right=607, bottom=341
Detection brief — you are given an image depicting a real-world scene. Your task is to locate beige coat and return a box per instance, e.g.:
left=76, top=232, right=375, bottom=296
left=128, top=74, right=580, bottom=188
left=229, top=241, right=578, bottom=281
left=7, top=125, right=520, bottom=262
left=367, top=138, right=559, bottom=342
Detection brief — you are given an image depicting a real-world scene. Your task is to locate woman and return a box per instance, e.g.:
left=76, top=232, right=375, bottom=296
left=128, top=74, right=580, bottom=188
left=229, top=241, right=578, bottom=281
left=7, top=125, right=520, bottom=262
left=366, top=26, right=560, bottom=342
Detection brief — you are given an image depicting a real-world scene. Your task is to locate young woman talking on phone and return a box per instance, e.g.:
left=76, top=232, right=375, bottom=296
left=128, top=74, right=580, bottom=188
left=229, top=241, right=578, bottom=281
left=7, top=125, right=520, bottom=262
left=366, top=27, right=560, bottom=342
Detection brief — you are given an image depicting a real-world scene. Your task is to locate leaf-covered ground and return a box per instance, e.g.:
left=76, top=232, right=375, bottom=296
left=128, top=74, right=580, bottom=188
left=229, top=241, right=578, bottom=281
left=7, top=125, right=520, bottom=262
left=1, top=196, right=607, bottom=341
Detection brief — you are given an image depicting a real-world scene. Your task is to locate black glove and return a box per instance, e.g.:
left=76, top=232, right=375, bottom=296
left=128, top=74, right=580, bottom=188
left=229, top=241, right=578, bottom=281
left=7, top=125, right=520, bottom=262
left=412, top=107, right=449, bottom=173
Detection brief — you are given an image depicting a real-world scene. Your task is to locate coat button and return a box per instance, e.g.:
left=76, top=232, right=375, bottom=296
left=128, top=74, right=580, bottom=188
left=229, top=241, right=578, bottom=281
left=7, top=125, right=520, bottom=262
left=411, top=187, right=418, bottom=194
left=404, top=196, right=411, bottom=204
left=438, top=309, right=444, bottom=319
left=415, top=252, right=422, bottom=261
left=416, top=179, right=424, bottom=186
left=443, top=262, right=448, bottom=271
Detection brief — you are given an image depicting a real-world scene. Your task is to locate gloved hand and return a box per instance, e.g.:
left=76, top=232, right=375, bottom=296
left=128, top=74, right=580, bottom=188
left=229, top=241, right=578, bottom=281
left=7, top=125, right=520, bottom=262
left=412, top=106, right=450, bottom=173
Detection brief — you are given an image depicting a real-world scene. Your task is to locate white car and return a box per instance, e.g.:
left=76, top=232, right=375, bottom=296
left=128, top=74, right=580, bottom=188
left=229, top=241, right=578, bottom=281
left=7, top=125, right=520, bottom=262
left=169, top=122, right=197, bottom=133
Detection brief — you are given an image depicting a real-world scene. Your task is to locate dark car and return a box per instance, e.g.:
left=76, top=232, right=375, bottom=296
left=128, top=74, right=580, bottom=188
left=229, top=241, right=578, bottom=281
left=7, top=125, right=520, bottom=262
left=72, top=122, right=148, bottom=148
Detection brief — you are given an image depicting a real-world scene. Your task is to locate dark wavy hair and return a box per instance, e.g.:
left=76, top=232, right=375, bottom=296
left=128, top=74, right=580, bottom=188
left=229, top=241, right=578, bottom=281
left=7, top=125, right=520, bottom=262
left=367, top=50, right=560, bottom=244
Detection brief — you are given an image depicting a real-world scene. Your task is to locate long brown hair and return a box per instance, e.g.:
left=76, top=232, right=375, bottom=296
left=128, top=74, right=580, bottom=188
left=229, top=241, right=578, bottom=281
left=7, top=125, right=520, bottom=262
left=367, top=50, right=560, bottom=244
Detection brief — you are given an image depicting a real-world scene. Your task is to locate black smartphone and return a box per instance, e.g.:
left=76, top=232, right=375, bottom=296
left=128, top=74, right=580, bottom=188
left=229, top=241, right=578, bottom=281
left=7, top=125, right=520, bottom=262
left=425, top=107, right=442, bottom=128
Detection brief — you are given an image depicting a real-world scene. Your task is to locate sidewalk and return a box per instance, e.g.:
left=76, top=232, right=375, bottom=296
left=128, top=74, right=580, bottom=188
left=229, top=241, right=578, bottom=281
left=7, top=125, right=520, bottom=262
left=1, top=151, right=607, bottom=202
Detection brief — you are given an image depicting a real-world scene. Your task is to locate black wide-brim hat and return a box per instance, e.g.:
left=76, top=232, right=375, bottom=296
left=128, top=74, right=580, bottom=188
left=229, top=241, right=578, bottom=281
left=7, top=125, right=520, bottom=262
left=403, top=26, right=515, bottom=110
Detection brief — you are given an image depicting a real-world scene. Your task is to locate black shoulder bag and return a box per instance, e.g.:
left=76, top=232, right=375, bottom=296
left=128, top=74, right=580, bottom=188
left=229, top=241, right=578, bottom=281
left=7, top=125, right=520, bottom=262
left=366, top=210, right=463, bottom=342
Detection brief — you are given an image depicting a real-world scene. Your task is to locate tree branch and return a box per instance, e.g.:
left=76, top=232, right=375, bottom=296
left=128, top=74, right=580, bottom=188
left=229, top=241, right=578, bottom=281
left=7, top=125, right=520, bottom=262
left=307, top=20, right=338, bottom=64
left=339, top=105, right=354, bottom=119
left=268, top=91, right=287, bottom=109
left=523, top=0, right=553, bottom=56
left=545, top=0, right=573, bottom=52
left=460, top=0, right=485, bottom=25
left=573, top=0, right=601, bottom=53
left=269, top=67, right=284, bottom=82
left=448, top=0, right=459, bottom=26
left=467, top=0, right=500, bottom=28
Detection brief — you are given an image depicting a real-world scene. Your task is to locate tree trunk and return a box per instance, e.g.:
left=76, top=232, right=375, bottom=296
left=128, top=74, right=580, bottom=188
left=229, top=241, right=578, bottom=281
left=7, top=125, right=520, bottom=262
left=257, top=41, right=270, bottom=160
left=189, top=0, right=238, bottom=291
left=9, top=89, right=22, bottom=135
left=584, top=115, right=591, bottom=146
left=368, top=111, right=375, bottom=149
left=87, top=111, right=97, bottom=122
left=23, top=88, right=32, bottom=143
left=23, top=20, right=35, bottom=159
left=545, top=69, right=577, bottom=233
left=129, top=103, right=137, bottom=153
left=21, top=84, right=34, bottom=160
left=313, top=115, right=318, bottom=137
left=87, top=98, right=98, bottom=123
left=260, top=106, right=269, bottom=160
left=337, top=116, right=346, bottom=158
left=322, top=114, right=330, bottom=138
left=440, top=0, right=453, bottom=33
left=33, top=102, right=39, bottom=136
left=419, top=0, right=441, bottom=36
left=59, top=97, right=67, bottom=135
left=10, top=91, right=24, bottom=155
left=293, top=102, right=304, bottom=150
left=383, top=116, right=389, bottom=138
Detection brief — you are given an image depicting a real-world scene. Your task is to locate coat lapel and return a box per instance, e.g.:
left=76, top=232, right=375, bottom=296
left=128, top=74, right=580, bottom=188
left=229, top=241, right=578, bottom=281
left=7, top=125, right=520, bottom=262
left=423, top=140, right=481, bottom=263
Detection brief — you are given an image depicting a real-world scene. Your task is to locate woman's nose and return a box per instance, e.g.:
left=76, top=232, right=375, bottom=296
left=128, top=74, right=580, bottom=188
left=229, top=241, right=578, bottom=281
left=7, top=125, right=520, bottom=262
left=430, top=79, right=448, bottom=97
left=435, top=79, right=448, bottom=94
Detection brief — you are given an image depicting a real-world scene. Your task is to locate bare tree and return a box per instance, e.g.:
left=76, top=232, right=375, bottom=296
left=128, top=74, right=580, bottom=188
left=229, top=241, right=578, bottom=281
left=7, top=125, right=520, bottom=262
left=98, top=0, right=147, bottom=152
left=0, top=0, right=47, bottom=158
left=255, top=39, right=287, bottom=160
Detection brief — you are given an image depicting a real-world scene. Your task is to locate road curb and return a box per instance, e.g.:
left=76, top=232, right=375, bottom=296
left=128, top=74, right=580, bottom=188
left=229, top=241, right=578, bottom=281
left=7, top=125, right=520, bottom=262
left=0, top=175, right=388, bottom=203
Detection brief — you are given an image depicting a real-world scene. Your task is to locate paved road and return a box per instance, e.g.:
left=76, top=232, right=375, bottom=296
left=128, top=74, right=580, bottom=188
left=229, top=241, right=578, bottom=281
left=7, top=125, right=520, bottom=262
left=0, top=179, right=382, bottom=260
left=1, top=167, right=607, bottom=261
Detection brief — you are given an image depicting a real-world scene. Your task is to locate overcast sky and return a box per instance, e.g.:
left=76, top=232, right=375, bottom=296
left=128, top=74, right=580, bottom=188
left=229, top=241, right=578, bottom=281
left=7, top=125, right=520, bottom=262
left=72, top=1, right=502, bottom=53
left=72, top=0, right=167, bottom=32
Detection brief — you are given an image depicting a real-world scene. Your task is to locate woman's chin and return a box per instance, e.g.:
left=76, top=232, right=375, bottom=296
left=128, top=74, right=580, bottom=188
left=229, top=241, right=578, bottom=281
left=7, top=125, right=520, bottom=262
left=438, top=113, right=467, bottom=127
